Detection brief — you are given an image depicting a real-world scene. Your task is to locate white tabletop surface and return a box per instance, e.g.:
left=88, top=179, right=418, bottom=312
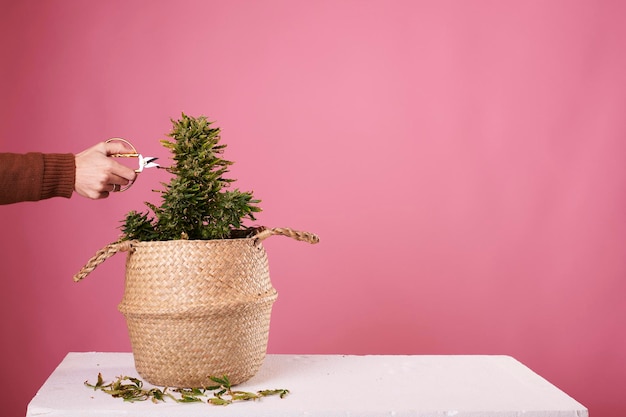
left=26, top=352, right=587, bottom=417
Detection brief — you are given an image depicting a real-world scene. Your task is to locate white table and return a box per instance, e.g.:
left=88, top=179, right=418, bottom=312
left=26, top=352, right=587, bottom=417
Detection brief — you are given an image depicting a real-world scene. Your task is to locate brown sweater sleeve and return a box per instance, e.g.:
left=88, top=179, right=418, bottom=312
left=0, top=153, right=75, bottom=205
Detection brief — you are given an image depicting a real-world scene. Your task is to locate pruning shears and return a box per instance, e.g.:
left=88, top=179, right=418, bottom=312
left=106, top=137, right=161, bottom=191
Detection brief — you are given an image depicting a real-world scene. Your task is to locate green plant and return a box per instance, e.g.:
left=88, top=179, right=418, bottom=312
left=121, top=114, right=261, bottom=241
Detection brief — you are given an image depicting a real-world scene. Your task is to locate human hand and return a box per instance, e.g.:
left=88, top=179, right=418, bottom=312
left=74, top=142, right=138, bottom=199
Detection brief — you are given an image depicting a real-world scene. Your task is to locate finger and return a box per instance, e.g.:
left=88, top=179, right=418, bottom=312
left=109, top=174, right=132, bottom=186
left=96, top=191, right=110, bottom=199
left=104, top=181, right=126, bottom=193
left=108, top=174, right=136, bottom=192
left=104, top=140, right=136, bottom=156
left=110, top=161, right=138, bottom=182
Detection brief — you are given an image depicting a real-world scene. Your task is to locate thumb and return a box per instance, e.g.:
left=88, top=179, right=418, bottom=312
left=104, top=139, right=137, bottom=156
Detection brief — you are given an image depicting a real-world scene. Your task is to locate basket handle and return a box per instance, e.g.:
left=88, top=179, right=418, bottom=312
left=73, top=240, right=136, bottom=282
left=254, top=227, right=319, bottom=245
left=74, top=228, right=318, bottom=282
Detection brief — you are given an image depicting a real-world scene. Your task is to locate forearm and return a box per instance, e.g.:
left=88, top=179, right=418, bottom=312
left=0, top=152, right=75, bottom=205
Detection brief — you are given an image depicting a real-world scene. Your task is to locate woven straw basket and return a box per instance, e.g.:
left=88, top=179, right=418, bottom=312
left=74, top=227, right=318, bottom=387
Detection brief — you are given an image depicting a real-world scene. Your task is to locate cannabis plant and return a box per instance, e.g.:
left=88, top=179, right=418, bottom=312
left=121, top=114, right=261, bottom=241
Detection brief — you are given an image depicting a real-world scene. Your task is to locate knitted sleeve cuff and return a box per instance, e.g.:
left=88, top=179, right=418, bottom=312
left=42, top=153, right=76, bottom=200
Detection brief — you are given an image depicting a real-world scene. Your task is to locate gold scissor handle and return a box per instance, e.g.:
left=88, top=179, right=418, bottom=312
left=106, top=137, right=139, bottom=157
left=105, top=137, right=140, bottom=191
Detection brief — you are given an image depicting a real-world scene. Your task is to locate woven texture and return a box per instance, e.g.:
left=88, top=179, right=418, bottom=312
left=119, top=238, right=276, bottom=387
left=74, top=227, right=319, bottom=387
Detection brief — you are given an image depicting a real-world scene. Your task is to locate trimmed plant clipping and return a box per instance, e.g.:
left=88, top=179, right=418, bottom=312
left=74, top=113, right=318, bottom=396
left=86, top=373, right=289, bottom=406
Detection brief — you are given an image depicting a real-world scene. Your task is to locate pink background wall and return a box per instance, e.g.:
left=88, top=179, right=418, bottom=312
left=1, top=1, right=625, bottom=415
